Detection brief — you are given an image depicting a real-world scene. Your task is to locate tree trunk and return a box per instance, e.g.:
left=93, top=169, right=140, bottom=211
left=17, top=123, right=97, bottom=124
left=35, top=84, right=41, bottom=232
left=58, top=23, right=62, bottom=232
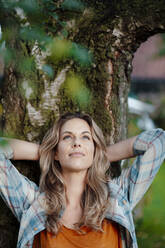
left=1, top=0, right=165, bottom=247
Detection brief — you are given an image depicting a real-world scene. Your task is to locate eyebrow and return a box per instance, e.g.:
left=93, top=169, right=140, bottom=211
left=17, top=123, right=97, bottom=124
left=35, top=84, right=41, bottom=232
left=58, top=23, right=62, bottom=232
left=61, top=131, right=91, bottom=135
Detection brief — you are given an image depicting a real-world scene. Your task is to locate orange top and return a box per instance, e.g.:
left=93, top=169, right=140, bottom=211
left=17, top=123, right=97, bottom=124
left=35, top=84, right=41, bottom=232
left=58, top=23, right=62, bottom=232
left=33, top=219, right=122, bottom=248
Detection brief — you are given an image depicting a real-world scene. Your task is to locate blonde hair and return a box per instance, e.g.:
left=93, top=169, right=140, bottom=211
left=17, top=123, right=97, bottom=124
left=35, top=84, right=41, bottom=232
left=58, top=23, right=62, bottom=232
left=39, top=112, right=111, bottom=234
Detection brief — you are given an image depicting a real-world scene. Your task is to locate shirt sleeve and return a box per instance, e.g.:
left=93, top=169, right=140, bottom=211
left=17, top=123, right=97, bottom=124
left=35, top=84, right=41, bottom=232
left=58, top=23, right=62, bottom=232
left=120, top=128, right=165, bottom=210
left=0, top=139, right=39, bottom=222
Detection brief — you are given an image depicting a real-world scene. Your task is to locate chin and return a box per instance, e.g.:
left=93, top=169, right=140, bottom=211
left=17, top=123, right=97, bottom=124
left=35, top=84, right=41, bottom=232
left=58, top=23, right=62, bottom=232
left=63, top=164, right=90, bottom=173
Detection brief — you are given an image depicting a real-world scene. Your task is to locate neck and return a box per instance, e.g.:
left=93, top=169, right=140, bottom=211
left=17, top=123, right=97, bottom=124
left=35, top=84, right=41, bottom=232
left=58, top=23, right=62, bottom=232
left=62, top=170, right=87, bottom=208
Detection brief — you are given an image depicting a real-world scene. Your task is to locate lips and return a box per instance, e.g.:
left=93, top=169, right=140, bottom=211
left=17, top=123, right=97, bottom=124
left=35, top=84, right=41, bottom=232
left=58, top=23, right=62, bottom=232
left=69, top=152, right=85, bottom=157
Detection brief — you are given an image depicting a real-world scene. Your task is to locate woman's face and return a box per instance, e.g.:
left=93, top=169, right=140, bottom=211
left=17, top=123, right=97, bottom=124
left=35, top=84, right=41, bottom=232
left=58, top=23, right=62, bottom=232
left=55, top=118, right=95, bottom=173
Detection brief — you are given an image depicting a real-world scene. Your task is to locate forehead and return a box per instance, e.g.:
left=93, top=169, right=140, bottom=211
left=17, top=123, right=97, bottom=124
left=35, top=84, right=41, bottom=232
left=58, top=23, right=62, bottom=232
left=60, top=118, right=91, bottom=134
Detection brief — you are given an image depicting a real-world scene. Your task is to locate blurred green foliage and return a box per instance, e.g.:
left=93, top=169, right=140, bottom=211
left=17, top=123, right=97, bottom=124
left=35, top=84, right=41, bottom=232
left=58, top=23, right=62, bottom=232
left=158, top=33, right=165, bottom=57
left=0, top=138, right=8, bottom=147
left=64, top=72, right=91, bottom=108
left=135, top=163, right=165, bottom=248
left=152, top=97, right=165, bottom=130
left=128, top=113, right=142, bottom=137
left=61, top=0, right=85, bottom=11
left=0, top=0, right=92, bottom=108
left=0, top=0, right=91, bottom=66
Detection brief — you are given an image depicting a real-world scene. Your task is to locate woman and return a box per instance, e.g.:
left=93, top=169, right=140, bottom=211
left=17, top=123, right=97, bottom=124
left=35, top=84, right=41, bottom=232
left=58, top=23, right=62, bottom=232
left=0, top=112, right=165, bottom=248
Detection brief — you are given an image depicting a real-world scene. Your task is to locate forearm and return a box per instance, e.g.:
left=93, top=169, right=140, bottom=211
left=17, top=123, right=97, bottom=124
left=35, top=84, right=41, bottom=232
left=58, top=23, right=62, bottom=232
left=106, top=136, right=137, bottom=162
left=3, top=138, right=39, bottom=160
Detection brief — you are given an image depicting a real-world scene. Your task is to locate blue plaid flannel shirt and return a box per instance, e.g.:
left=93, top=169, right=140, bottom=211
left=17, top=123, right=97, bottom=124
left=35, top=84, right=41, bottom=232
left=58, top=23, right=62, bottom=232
left=0, top=129, right=165, bottom=248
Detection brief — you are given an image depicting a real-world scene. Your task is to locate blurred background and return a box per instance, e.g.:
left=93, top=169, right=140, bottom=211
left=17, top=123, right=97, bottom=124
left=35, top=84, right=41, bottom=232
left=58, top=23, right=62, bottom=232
left=128, top=34, right=165, bottom=248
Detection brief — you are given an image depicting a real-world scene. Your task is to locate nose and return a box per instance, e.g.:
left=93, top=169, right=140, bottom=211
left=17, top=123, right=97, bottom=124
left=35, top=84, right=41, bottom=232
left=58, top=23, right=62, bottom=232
left=72, top=138, right=81, bottom=148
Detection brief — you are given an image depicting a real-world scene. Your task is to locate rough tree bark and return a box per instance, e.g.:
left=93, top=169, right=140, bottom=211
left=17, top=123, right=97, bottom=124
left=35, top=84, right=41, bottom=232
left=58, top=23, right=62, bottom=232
left=1, top=0, right=165, bottom=247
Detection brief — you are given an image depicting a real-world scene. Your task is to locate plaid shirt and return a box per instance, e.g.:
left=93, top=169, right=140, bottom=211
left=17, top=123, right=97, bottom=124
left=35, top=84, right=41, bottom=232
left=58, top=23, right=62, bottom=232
left=0, top=129, right=165, bottom=248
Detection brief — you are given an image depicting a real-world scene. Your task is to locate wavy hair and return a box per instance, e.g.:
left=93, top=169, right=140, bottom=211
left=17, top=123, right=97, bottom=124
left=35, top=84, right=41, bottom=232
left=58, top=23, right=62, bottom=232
left=39, top=112, right=111, bottom=234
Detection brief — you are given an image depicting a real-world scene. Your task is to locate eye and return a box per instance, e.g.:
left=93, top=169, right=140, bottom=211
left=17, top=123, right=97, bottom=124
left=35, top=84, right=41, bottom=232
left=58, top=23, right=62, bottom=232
left=63, top=135, right=72, bottom=140
left=82, top=135, right=90, bottom=140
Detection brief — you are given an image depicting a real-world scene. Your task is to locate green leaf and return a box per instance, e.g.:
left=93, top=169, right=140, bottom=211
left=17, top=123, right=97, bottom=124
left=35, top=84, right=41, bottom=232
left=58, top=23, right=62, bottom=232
left=61, top=0, right=85, bottom=11
left=0, top=47, right=14, bottom=65
left=20, top=26, right=49, bottom=44
left=43, top=0, right=57, bottom=11
left=71, top=43, right=92, bottom=66
left=50, top=13, right=59, bottom=21
left=42, top=64, right=54, bottom=78
left=61, top=29, right=68, bottom=38
left=0, top=0, right=17, bottom=10
left=64, top=73, right=91, bottom=108
left=18, top=57, right=36, bottom=74
left=158, top=47, right=165, bottom=57
left=18, top=0, right=40, bottom=14
left=0, top=139, right=9, bottom=147
left=48, top=38, right=72, bottom=61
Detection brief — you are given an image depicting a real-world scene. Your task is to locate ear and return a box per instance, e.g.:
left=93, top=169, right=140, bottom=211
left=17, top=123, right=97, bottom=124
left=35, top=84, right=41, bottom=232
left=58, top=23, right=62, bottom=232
left=54, top=150, right=59, bottom=161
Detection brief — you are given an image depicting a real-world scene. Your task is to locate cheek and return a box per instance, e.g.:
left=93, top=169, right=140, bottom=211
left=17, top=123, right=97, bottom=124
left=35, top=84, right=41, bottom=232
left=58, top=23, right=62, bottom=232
left=55, top=144, right=64, bottom=160
left=57, top=142, right=66, bottom=152
left=88, top=144, right=95, bottom=158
